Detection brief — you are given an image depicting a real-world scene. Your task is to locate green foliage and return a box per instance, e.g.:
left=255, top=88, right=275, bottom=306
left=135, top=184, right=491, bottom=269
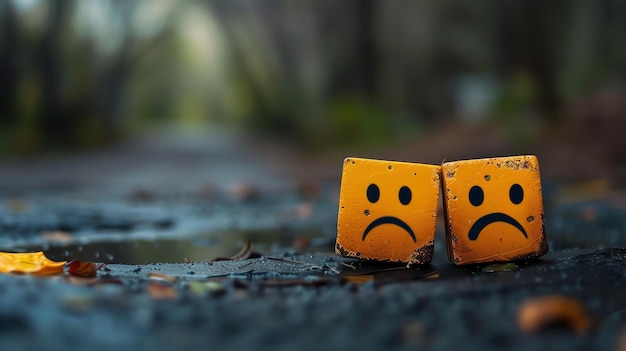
left=494, top=72, right=537, bottom=116
left=325, top=97, right=392, bottom=149
left=2, top=0, right=626, bottom=155
left=492, top=72, right=541, bottom=149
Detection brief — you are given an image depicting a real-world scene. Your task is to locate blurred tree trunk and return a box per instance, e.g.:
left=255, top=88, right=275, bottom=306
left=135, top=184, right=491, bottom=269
left=493, top=1, right=564, bottom=123
left=527, top=1, right=562, bottom=123
left=39, top=0, right=71, bottom=146
left=321, top=0, right=379, bottom=100
left=0, top=1, right=18, bottom=126
left=95, top=0, right=141, bottom=141
left=97, top=40, right=132, bottom=141
left=356, top=0, right=378, bottom=99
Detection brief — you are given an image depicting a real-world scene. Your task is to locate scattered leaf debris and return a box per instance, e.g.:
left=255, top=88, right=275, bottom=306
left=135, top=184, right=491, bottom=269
left=147, top=281, right=178, bottom=300
left=188, top=281, right=226, bottom=296
left=482, top=262, right=520, bottom=273
left=148, top=272, right=177, bottom=284
left=517, top=295, right=592, bottom=333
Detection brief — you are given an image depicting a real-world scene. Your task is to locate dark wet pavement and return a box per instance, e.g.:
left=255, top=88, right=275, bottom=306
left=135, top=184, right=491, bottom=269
left=0, top=129, right=625, bottom=351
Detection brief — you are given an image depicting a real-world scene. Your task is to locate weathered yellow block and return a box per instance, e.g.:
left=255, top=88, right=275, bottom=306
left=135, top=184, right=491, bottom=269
left=441, top=155, right=549, bottom=265
left=335, top=157, right=441, bottom=264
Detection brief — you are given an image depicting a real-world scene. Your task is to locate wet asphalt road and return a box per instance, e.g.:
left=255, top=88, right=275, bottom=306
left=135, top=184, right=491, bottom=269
left=0, top=129, right=625, bottom=351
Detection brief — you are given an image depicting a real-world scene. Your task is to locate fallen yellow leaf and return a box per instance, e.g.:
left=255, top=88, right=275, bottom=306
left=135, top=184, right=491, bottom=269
left=0, top=251, right=66, bottom=276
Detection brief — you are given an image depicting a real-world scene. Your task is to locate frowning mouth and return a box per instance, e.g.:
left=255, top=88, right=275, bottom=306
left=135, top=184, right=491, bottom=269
left=362, top=216, right=416, bottom=242
left=468, top=213, right=527, bottom=241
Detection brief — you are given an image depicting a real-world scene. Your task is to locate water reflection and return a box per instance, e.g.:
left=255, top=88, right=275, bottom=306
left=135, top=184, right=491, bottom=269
left=28, top=227, right=332, bottom=265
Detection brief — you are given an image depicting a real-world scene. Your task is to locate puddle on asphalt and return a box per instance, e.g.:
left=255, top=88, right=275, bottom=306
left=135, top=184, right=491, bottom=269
left=22, top=227, right=335, bottom=265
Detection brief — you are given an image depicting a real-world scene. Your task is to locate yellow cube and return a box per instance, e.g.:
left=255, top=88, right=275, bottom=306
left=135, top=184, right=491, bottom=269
left=335, top=157, right=441, bottom=264
left=441, top=155, right=549, bottom=265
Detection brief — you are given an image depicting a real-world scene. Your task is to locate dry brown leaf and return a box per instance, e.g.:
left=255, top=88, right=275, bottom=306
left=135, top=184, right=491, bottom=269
left=343, top=275, right=375, bottom=284
left=0, top=251, right=66, bottom=275
left=147, top=282, right=178, bottom=300
left=148, top=272, right=177, bottom=283
left=518, top=295, right=592, bottom=333
left=67, top=260, right=100, bottom=278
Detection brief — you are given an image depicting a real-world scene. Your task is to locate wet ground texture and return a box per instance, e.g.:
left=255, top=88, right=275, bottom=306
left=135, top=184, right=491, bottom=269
left=0, top=130, right=625, bottom=351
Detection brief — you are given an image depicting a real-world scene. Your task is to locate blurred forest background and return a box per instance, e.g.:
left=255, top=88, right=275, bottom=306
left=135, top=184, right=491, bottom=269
left=1, top=0, right=626, bottom=185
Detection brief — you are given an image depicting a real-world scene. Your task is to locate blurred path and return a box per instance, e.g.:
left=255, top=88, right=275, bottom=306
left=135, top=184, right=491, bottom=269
left=250, top=121, right=617, bottom=185
left=0, top=122, right=619, bottom=197
left=0, top=127, right=291, bottom=195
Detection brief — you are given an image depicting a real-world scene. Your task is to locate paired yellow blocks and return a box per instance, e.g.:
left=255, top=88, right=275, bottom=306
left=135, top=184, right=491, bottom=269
left=335, top=156, right=548, bottom=265
left=335, top=158, right=441, bottom=264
